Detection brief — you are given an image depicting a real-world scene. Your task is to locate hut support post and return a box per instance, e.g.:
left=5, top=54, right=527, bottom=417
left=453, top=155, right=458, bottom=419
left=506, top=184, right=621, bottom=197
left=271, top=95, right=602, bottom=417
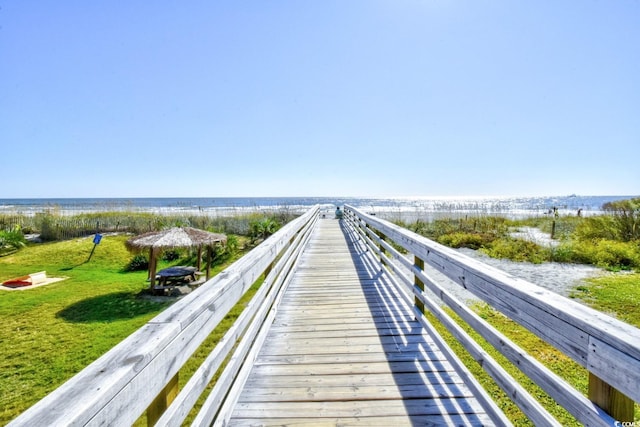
left=147, top=372, right=179, bottom=426
left=148, top=248, right=159, bottom=289
left=206, top=246, right=212, bottom=280
left=196, top=246, right=203, bottom=272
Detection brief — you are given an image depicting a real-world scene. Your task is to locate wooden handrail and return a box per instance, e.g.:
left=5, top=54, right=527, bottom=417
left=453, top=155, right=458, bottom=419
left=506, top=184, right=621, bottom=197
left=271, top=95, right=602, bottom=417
left=344, top=205, right=639, bottom=425
left=9, top=206, right=320, bottom=427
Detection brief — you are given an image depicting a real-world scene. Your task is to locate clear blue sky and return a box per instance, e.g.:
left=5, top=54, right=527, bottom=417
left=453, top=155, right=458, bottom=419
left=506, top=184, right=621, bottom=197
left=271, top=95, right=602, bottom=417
left=1, top=1, right=638, bottom=198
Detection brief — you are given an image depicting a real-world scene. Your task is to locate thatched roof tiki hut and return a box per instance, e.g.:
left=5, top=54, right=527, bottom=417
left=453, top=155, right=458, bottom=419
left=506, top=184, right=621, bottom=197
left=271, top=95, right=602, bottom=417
left=125, top=227, right=227, bottom=290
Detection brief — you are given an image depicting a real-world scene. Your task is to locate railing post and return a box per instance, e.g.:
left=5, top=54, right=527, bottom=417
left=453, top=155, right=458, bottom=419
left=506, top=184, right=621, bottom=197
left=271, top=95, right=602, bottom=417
left=377, top=231, right=386, bottom=263
left=264, top=261, right=274, bottom=277
left=364, top=222, right=370, bottom=246
left=588, top=372, right=634, bottom=423
left=147, top=372, right=179, bottom=426
left=414, top=256, right=425, bottom=316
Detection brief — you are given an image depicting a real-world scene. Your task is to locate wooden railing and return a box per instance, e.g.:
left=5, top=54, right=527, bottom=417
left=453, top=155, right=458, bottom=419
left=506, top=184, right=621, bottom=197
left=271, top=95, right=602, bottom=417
left=344, top=205, right=640, bottom=426
left=9, top=206, right=319, bottom=427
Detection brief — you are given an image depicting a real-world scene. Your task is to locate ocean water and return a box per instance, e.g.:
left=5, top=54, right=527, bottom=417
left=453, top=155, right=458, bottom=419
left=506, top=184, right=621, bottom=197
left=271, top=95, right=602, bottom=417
left=0, top=195, right=636, bottom=220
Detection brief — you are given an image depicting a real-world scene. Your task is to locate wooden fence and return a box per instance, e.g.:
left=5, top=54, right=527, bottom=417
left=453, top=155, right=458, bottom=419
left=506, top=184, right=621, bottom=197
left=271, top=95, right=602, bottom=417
left=8, top=206, right=319, bottom=427
left=0, top=213, right=168, bottom=240
left=344, top=204, right=639, bottom=426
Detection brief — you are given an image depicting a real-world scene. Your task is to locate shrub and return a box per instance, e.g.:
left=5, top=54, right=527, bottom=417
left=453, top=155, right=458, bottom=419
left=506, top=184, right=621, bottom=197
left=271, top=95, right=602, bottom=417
left=481, top=238, right=550, bottom=264
left=570, top=239, right=640, bottom=270
left=548, top=244, right=577, bottom=263
left=177, top=235, right=240, bottom=268
left=436, top=232, right=492, bottom=250
left=124, top=254, right=149, bottom=272
left=162, top=250, right=180, bottom=262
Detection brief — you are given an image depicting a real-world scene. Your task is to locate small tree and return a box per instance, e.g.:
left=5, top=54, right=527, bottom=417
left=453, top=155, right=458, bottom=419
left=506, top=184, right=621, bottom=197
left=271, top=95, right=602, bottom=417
left=602, top=198, right=640, bottom=241
left=210, top=235, right=238, bottom=265
left=0, top=225, right=27, bottom=255
left=249, top=218, right=280, bottom=243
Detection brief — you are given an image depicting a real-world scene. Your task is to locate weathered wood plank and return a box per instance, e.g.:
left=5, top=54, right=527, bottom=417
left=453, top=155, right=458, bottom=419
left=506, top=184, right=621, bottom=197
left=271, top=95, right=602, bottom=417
left=192, top=210, right=320, bottom=427
left=254, top=351, right=452, bottom=365
left=249, top=360, right=456, bottom=376
left=231, top=398, right=488, bottom=418
left=228, top=414, right=494, bottom=426
left=242, top=372, right=465, bottom=388
left=276, top=306, right=409, bottom=317
left=264, top=327, right=434, bottom=339
left=238, top=383, right=476, bottom=401
left=263, top=332, right=438, bottom=347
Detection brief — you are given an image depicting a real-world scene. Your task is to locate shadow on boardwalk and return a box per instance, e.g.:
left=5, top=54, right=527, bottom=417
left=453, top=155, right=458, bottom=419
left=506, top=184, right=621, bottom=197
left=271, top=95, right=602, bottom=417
left=339, top=220, right=492, bottom=425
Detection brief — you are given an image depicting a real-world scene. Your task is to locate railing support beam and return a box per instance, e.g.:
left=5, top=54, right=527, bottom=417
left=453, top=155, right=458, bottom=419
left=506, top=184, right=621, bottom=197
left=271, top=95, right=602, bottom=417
left=588, top=372, right=634, bottom=423
left=414, top=256, right=425, bottom=316
left=147, top=372, right=179, bottom=426
left=377, top=231, right=386, bottom=263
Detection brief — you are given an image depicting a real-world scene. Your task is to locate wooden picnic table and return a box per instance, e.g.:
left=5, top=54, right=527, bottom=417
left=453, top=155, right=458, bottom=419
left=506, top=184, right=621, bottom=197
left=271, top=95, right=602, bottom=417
left=156, top=266, right=199, bottom=286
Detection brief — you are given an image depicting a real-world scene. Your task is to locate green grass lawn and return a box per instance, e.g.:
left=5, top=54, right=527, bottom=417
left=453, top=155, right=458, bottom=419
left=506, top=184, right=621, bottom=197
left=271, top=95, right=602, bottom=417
left=572, top=272, right=640, bottom=328
left=0, top=235, right=177, bottom=424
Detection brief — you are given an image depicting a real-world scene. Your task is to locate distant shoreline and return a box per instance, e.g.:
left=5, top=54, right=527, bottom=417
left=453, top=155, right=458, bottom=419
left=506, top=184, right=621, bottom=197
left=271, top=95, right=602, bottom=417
left=0, top=195, right=636, bottom=220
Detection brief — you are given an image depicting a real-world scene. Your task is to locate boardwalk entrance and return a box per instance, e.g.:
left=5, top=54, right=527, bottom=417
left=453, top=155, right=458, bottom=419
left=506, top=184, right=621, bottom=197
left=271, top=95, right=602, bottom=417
left=226, top=218, right=493, bottom=425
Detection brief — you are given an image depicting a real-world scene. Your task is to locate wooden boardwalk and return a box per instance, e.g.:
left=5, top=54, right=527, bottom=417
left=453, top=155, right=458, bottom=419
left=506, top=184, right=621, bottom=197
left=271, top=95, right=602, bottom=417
left=12, top=207, right=638, bottom=426
left=227, top=218, right=494, bottom=426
